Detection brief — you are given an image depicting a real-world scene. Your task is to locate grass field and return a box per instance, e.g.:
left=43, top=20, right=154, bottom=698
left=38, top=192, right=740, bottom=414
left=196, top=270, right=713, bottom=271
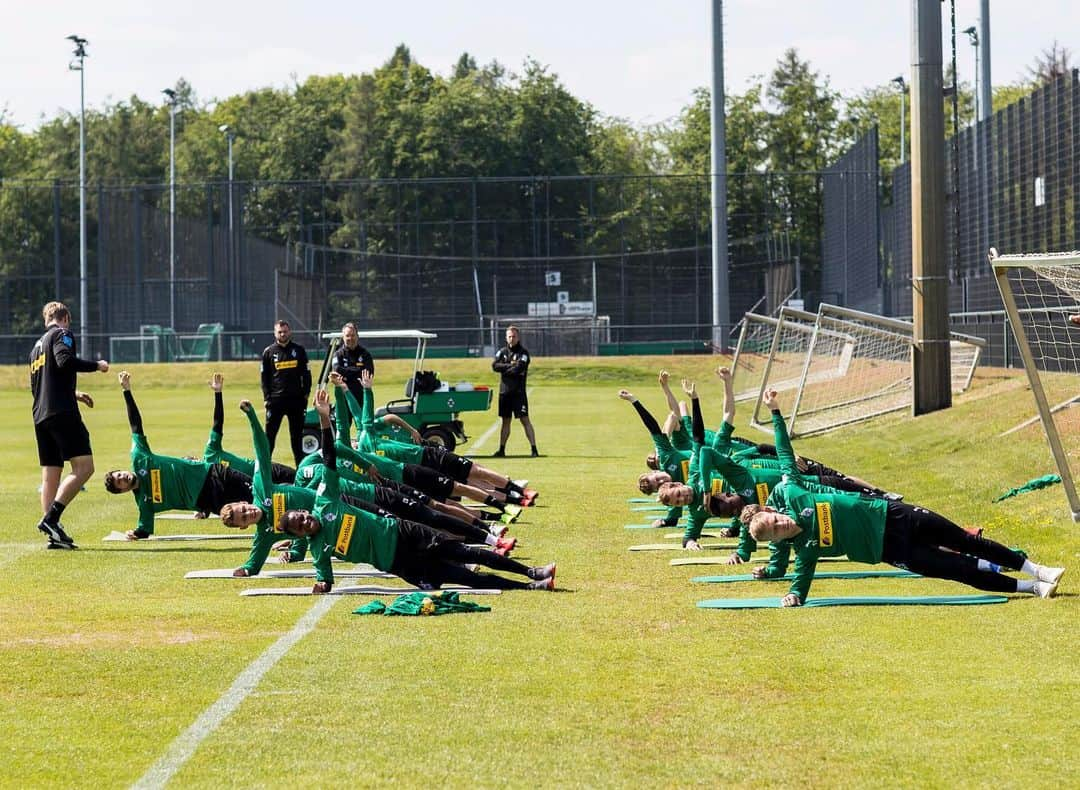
left=0, top=357, right=1077, bottom=788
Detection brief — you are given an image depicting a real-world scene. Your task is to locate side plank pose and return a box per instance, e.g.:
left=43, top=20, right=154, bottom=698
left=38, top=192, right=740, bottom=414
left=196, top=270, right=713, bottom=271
left=104, top=371, right=253, bottom=539
left=277, top=390, right=556, bottom=593
left=741, top=389, right=1066, bottom=606
left=656, top=378, right=892, bottom=552
left=204, top=373, right=296, bottom=484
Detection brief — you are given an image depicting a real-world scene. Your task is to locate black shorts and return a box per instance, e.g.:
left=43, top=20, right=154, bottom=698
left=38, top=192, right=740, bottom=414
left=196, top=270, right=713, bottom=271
left=498, top=391, right=528, bottom=418
left=388, top=519, right=450, bottom=587
left=195, top=464, right=253, bottom=514
left=421, top=445, right=473, bottom=482
left=401, top=463, right=455, bottom=499
left=35, top=412, right=92, bottom=467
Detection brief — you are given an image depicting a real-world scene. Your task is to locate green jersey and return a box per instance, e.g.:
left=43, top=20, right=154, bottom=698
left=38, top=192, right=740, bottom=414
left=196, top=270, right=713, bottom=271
left=759, top=409, right=888, bottom=601
left=311, top=463, right=399, bottom=585
left=203, top=429, right=257, bottom=478
left=240, top=408, right=316, bottom=575
left=129, top=432, right=212, bottom=534
left=332, top=387, right=409, bottom=481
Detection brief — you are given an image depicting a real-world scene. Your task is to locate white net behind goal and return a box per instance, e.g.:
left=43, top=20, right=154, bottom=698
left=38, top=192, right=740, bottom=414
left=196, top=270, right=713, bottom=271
left=732, top=309, right=824, bottom=405
left=786, top=309, right=912, bottom=436
left=992, top=249, right=1080, bottom=520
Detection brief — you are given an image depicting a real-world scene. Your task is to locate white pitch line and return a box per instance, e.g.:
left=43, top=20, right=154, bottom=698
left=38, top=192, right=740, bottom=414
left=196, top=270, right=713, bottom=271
left=465, top=418, right=502, bottom=455
left=131, top=596, right=338, bottom=789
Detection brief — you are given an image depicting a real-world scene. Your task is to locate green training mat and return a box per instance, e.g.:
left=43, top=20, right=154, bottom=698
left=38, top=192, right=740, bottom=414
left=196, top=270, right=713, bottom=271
left=624, top=522, right=687, bottom=529
left=697, top=594, right=1009, bottom=609
left=630, top=505, right=669, bottom=512
left=186, top=568, right=395, bottom=580
left=628, top=542, right=738, bottom=552
left=103, top=531, right=247, bottom=542
left=670, top=555, right=850, bottom=566
left=626, top=497, right=658, bottom=503
left=691, top=570, right=921, bottom=583
left=241, top=585, right=503, bottom=597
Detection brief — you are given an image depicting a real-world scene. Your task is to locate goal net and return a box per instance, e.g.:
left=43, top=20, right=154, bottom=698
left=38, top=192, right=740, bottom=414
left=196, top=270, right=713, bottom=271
left=992, top=249, right=1080, bottom=521
left=731, top=308, right=823, bottom=405
left=744, top=303, right=986, bottom=438
left=488, top=315, right=611, bottom=356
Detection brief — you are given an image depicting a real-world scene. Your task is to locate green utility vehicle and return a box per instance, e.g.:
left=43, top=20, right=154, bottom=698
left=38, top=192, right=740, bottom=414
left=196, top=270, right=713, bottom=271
left=301, top=330, right=492, bottom=453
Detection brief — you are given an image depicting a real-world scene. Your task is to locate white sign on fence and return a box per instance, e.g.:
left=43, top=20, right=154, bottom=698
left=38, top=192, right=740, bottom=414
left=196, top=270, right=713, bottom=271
left=527, top=301, right=595, bottom=317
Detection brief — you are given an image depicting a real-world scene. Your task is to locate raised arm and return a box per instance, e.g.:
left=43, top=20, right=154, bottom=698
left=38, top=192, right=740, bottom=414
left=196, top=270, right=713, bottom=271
left=618, top=389, right=664, bottom=436
left=717, top=367, right=735, bottom=426
left=210, top=373, right=224, bottom=435
left=118, top=371, right=145, bottom=437
left=762, top=389, right=798, bottom=474
left=658, top=370, right=680, bottom=415
left=54, top=330, right=104, bottom=373
left=683, top=380, right=704, bottom=445
left=241, top=399, right=273, bottom=494
left=381, top=414, right=422, bottom=444
left=359, top=369, right=375, bottom=428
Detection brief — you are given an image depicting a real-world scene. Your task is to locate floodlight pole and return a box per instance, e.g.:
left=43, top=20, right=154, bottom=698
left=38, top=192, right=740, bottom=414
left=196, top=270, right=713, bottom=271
left=910, top=0, right=951, bottom=415
left=164, top=89, right=178, bottom=331
left=709, top=0, right=730, bottom=349
left=219, top=124, right=235, bottom=323
left=68, top=36, right=88, bottom=352
left=892, top=76, right=907, bottom=164
left=977, top=0, right=991, bottom=122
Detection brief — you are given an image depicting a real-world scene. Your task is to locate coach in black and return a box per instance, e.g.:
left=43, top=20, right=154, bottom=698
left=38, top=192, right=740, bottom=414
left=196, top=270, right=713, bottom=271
left=261, top=319, right=311, bottom=465
left=30, top=301, right=109, bottom=548
left=331, top=321, right=375, bottom=428
left=492, top=325, right=538, bottom=457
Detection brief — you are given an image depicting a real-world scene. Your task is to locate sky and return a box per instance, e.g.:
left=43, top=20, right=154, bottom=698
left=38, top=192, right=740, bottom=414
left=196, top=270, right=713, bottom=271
left=1, top=1, right=1075, bottom=131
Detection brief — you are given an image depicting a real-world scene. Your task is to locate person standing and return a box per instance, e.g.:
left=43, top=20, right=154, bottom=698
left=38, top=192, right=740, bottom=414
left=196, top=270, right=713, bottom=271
left=29, top=301, right=109, bottom=549
left=492, top=325, right=538, bottom=457
left=261, top=320, right=311, bottom=465
left=331, top=321, right=375, bottom=431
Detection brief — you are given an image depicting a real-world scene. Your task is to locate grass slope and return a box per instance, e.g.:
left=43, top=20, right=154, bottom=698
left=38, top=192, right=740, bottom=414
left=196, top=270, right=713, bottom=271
left=0, top=359, right=1076, bottom=787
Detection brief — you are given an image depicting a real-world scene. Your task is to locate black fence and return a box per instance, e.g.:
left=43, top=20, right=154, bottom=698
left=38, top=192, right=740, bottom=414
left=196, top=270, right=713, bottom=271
left=824, top=70, right=1080, bottom=321
left=0, top=171, right=816, bottom=362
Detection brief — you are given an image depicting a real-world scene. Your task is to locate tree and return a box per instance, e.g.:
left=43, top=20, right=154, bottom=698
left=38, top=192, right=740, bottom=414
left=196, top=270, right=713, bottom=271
left=1027, top=40, right=1073, bottom=86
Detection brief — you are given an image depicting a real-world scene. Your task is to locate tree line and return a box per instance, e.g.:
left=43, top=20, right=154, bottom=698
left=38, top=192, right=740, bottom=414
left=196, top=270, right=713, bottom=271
left=0, top=42, right=1063, bottom=333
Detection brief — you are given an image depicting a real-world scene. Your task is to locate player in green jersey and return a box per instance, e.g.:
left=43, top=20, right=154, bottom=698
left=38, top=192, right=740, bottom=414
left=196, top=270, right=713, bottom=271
left=657, top=378, right=892, bottom=551
left=740, top=389, right=1066, bottom=605
left=277, top=390, right=555, bottom=593
left=103, top=372, right=253, bottom=539
left=203, top=373, right=295, bottom=484
left=346, top=371, right=536, bottom=506
left=329, top=375, right=528, bottom=512
left=619, top=389, right=691, bottom=529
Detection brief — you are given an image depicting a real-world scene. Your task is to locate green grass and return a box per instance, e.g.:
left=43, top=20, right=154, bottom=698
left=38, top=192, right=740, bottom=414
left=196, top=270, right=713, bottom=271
left=0, top=359, right=1077, bottom=788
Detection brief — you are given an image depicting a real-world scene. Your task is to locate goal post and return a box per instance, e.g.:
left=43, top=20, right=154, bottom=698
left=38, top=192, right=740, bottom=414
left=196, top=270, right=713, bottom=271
left=991, top=249, right=1080, bottom=521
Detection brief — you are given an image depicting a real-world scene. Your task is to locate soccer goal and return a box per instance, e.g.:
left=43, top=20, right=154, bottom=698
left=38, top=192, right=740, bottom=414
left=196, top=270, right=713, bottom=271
left=991, top=248, right=1080, bottom=521
left=737, top=307, right=856, bottom=432
left=731, top=309, right=825, bottom=404
left=784, top=305, right=913, bottom=436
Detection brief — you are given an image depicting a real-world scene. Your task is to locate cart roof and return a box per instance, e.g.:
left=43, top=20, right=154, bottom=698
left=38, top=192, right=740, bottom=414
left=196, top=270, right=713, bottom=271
left=320, top=330, right=438, bottom=340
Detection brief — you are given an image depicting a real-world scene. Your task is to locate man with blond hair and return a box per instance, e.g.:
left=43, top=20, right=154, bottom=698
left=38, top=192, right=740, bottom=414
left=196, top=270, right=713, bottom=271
left=30, top=301, right=109, bottom=548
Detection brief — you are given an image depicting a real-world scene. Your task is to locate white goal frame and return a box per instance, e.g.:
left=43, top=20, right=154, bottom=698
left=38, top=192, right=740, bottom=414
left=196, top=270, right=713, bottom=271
left=991, top=248, right=1080, bottom=522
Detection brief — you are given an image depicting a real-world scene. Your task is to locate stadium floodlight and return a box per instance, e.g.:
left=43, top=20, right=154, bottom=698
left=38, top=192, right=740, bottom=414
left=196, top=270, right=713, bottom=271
left=163, top=88, right=178, bottom=331
left=68, top=35, right=89, bottom=352
left=891, top=75, right=907, bottom=164
left=218, top=123, right=236, bottom=324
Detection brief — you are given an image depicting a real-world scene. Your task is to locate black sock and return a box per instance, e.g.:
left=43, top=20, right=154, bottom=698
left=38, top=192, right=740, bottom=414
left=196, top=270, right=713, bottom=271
left=483, top=494, right=506, bottom=512
left=505, top=490, right=523, bottom=504
left=45, top=501, right=66, bottom=525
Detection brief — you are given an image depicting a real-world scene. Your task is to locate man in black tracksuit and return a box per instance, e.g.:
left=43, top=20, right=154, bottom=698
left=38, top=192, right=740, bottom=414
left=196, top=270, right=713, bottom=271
left=260, top=320, right=311, bottom=465
left=492, top=325, right=538, bottom=457
left=331, top=321, right=375, bottom=431
left=29, top=301, right=109, bottom=548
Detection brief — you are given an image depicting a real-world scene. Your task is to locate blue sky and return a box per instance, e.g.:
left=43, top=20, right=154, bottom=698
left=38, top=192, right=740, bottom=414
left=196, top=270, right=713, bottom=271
left=2, top=1, right=1074, bottom=130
